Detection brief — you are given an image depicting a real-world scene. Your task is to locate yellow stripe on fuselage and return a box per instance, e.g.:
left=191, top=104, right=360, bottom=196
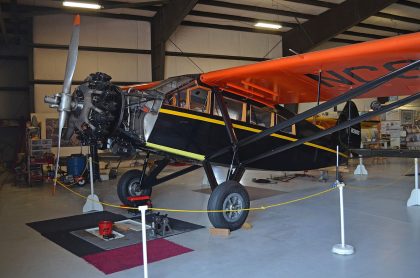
left=145, top=142, right=205, bottom=161
left=157, top=108, right=347, bottom=158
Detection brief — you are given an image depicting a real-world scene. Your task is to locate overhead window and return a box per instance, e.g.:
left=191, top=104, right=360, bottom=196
left=214, top=97, right=245, bottom=121
left=250, top=105, right=271, bottom=128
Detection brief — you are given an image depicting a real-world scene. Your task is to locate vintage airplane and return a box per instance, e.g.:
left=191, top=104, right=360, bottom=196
left=45, top=15, right=420, bottom=230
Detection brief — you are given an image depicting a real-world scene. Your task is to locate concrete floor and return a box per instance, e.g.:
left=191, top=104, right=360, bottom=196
left=1, top=157, right=420, bottom=278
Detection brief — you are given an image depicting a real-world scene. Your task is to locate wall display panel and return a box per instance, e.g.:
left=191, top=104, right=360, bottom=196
left=30, top=112, right=90, bottom=156
left=45, top=118, right=81, bottom=147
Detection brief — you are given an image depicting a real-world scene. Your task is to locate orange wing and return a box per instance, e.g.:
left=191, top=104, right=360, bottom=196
left=120, top=81, right=161, bottom=91
left=200, top=32, right=420, bottom=107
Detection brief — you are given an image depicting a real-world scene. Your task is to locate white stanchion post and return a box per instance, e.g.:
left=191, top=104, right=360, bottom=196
left=83, top=156, right=103, bottom=213
left=354, top=156, right=368, bottom=175
left=407, top=158, right=420, bottom=207
left=138, top=205, right=149, bottom=278
left=354, top=143, right=368, bottom=176
left=332, top=145, right=354, bottom=255
left=332, top=182, right=354, bottom=255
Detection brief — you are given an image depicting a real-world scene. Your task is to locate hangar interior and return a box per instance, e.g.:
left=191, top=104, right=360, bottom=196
left=0, top=0, right=419, bottom=277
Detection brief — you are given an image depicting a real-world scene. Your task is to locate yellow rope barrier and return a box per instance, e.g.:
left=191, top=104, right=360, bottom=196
left=52, top=160, right=415, bottom=213
left=54, top=179, right=336, bottom=213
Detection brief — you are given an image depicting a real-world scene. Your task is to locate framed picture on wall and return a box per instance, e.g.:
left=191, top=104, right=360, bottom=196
left=45, top=118, right=80, bottom=147
left=401, top=110, right=414, bottom=125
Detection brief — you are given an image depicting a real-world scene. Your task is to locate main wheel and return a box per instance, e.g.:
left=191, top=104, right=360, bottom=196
left=207, top=181, right=250, bottom=231
left=117, top=169, right=152, bottom=206
left=77, top=179, right=86, bottom=186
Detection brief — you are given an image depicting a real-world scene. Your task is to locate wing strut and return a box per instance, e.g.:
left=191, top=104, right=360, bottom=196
left=243, top=92, right=420, bottom=165
left=214, top=92, right=240, bottom=180
left=208, top=59, right=420, bottom=161
left=201, top=91, right=245, bottom=190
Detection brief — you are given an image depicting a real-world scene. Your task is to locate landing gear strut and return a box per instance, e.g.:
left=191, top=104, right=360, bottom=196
left=117, top=155, right=201, bottom=207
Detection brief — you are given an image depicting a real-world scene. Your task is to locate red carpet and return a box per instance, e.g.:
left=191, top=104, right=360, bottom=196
left=83, top=238, right=193, bottom=274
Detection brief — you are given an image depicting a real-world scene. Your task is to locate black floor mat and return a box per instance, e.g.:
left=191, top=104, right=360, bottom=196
left=27, top=211, right=125, bottom=234
left=27, top=211, right=203, bottom=257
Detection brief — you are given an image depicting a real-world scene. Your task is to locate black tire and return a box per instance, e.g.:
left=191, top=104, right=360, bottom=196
left=207, top=181, right=250, bottom=231
left=117, top=169, right=152, bottom=206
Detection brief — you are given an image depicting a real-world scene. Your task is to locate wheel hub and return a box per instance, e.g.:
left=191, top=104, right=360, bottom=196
left=222, top=193, right=244, bottom=223
left=128, top=179, right=142, bottom=196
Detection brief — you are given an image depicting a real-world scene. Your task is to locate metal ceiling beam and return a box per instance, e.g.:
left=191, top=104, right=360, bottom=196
left=101, top=0, right=167, bottom=10
left=376, top=11, right=420, bottom=25
left=397, top=0, right=420, bottom=9
left=282, top=0, right=398, bottom=56
left=283, top=0, right=335, bottom=9
left=357, top=22, right=411, bottom=34
left=342, top=30, right=386, bottom=39
left=9, top=2, right=390, bottom=44
left=198, top=0, right=313, bottom=20
left=151, top=0, right=198, bottom=81
left=285, top=0, right=420, bottom=25
left=189, top=10, right=393, bottom=39
left=288, top=0, right=420, bottom=10
left=196, top=0, right=415, bottom=36
left=330, top=38, right=363, bottom=44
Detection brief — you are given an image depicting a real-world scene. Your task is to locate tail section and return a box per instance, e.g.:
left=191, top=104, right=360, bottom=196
left=336, top=101, right=361, bottom=150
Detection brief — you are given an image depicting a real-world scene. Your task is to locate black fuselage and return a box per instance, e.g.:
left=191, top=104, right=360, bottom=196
left=147, top=105, right=345, bottom=171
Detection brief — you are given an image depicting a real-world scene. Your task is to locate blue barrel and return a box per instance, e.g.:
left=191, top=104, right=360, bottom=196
left=67, top=154, right=86, bottom=177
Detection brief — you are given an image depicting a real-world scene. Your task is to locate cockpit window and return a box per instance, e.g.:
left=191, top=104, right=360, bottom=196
left=164, top=90, right=187, bottom=108
left=250, top=105, right=271, bottom=128
left=189, top=88, right=209, bottom=113
left=214, top=97, right=244, bottom=121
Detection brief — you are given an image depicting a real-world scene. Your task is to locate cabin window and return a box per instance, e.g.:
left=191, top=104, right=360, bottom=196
left=177, top=91, right=187, bottom=108
left=164, top=90, right=187, bottom=108
left=189, top=88, right=209, bottom=113
left=250, top=105, right=271, bottom=128
left=214, top=97, right=245, bottom=121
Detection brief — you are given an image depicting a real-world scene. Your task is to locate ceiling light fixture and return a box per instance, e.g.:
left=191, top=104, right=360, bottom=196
left=63, top=1, right=102, bottom=9
left=254, top=22, right=282, bottom=30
